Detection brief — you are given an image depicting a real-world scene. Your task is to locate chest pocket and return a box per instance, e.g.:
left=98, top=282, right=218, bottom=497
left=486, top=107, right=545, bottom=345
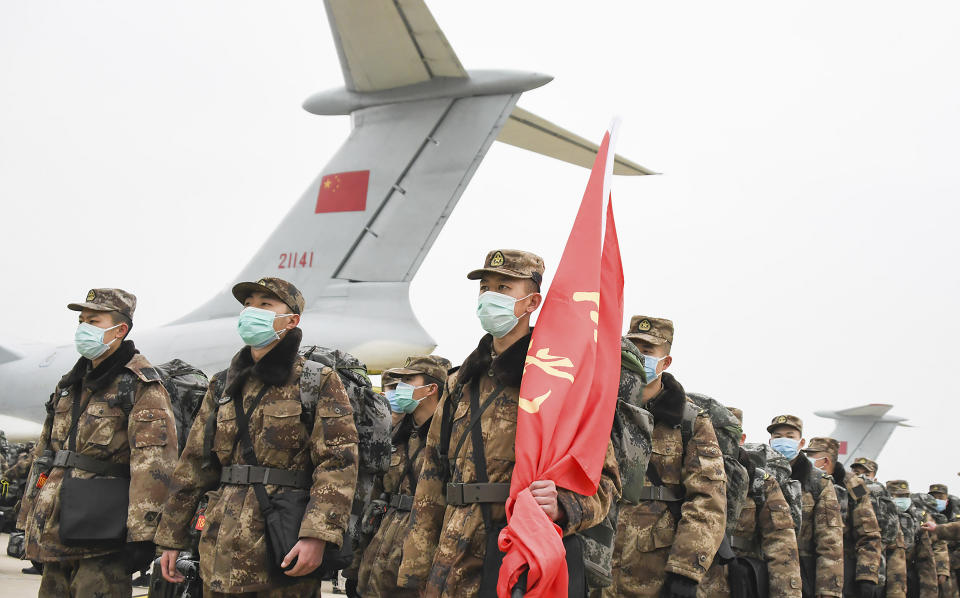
left=51, top=394, right=74, bottom=447
left=82, top=401, right=125, bottom=447
left=483, top=394, right=518, bottom=464
left=651, top=440, right=683, bottom=486
left=213, top=403, right=238, bottom=461
left=261, top=400, right=305, bottom=451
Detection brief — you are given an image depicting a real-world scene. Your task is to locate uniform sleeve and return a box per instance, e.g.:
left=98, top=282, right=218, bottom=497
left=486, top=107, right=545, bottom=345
left=935, top=521, right=960, bottom=542
left=934, top=536, right=951, bottom=577
left=884, top=525, right=908, bottom=598
left=556, top=439, right=621, bottom=536
left=127, top=380, right=179, bottom=542
left=298, top=369, right=359, bottom=546
left=814, top=478, right=845, bottom=597
left=397, top=389, right=449, bottom=590
left=847, top=478, right=883, bottom=583
left=664, top=414, right=727, bottom=583
left=154, top=381, right=224, bottom=550
left=15, top=402, right=54, bottom=531
left=759, top=476, right=802, bottom=597
left=917, top=528, right=941, bottom=595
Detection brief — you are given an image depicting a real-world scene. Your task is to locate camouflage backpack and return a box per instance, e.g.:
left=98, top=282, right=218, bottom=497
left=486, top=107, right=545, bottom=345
left=862, top=478, right=901, bottom=548
left=898, top=507, right=920, bottom=553
left=581, top=338, right=654, bottom=589
left=912, top=493, right=948, bottom=524
left=299, top=346, right=392, bottom=568
left=740, top=442, right=803, bottom=536
left=686, top=393, right=750, bottom=538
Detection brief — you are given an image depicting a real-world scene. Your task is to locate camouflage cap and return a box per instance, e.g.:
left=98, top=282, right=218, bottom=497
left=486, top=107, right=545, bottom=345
left=67, top=288, right=137, bottom=320
left=727, top=406, right=744, bottom=426
left=766, top=414, right=803, bottom=435
left=930, top=483, right=949, bottom=495
left=383, top=355, right=453, bottom=386
left=887, top=479, right=911, bottom=496
left=466, top=249, right=545, bottom=287
left=625, top=316, right=674, bottom=346
left=803, top=437, right=840, bottom=461
left=851, top=457, right=878, bottom=474
left=231, top=277, right=305, bottom=315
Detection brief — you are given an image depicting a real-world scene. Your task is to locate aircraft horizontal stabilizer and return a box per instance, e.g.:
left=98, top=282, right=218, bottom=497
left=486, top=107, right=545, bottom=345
left=497, top=106, right=657, bottom=176
left=325, top=0, right=466, bottom=93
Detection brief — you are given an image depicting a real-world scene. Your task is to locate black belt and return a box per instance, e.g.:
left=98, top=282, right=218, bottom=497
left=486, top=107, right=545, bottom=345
left=388, top=493, right=414, bottom=511
left=446, top=482, right=510, bottom=506
left=635, top=484, right=685, bottom=502
left=220, top=465, right=311, bottom=488
left=52, top=450, right=129, bottom=478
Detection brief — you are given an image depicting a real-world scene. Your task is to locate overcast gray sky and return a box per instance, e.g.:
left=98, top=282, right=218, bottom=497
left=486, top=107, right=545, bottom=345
left=2, top=1, right=959, bottom=489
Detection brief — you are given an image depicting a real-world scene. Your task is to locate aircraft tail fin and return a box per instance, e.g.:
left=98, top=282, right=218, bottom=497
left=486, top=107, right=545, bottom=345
left=497, top=106, right=657, bottom=176
left=814, top=403, right=908, bottom=465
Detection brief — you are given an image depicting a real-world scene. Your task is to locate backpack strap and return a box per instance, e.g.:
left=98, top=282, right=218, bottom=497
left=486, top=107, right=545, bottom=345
left=201, top=372, right=228, bottom=470
left=439, top=381, right=465, bottom=482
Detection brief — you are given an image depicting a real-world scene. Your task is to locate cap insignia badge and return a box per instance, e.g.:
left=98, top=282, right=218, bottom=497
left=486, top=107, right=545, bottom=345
left=86, top=290, right=95, bottom=301
left=777, top=416, right=787, bottom=423
left=490, top=251, right=505, bottom=267
left=638, top=319, right=651, bottom=331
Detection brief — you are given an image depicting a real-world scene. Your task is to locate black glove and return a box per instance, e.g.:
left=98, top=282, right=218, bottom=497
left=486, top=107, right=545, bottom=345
left=123, top=541, right=157, bottom=575
left=345, top=577, right=360, bottom=598
left=660, top=573, right=698, bottom=598
left=857, top=580, right=882, bottom=598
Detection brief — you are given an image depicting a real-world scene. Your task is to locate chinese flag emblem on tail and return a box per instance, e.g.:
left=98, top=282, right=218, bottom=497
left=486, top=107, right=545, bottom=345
left=496, top=122, right=626, bottom=597
left=314, top=170, right=369, bottom=213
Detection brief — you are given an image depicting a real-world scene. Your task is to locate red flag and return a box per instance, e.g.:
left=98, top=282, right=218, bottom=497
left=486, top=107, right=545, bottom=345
left=314, top=170, right=369, bottom=213
left=497, top=127, right=625, bottom=597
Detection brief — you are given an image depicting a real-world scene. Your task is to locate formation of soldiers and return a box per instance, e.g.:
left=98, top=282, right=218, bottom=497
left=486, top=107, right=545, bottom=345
left=5, top=249, right=958, bottom=598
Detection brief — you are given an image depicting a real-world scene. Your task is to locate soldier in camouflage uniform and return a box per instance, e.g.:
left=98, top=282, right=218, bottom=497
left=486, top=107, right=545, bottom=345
left=397, top=250, right=621, bottom=597
left=890, top=480, right=940, bottom=598
left=15, top=288, right=178, bottom=598
left=803, top=437, right=884, bottom=598
left=927, top=484, right=960, bottom=598
left=597, top=316, right=727, bottom=598
left=155, top=277, right=360, bottom=597
left=353, top=355, right=452, bottom=597
left=728, top=408, right=803, bottom=597
left=849, top=457, right=908, bottom=598
left=913, top=492, right=953, bottom=597
left=768, top=415, right=846, bottom=598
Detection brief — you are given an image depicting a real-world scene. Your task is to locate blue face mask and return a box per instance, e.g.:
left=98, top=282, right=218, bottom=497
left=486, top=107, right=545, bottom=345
left=74, top=322, right=121, bottom=360
left=237, top=307, right=292, bottom=348
left=384, top=388, right=402, bottom=413
left=640, top=353, right=666, bottom=383
left=476, top=292, right=532, bottom=338
left=770, top=437, right=800, bottom=461
left=936, top=499, right=948, bottom=512
left=894, top=497, right=912, bottom=512
left=393, top=381, right=430, bottom=414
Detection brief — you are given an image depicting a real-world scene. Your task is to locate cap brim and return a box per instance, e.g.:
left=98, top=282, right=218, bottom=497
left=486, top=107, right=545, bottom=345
left=387, top=367, right=423, bottom=376
left=67, top=302, right=115, bottom=313
left=625, top=332, right=670, bottom=346
left=466, top=267, right=533, bottom=281
left=766, top=423, right=802, bottom=434
left=232, top=282, right=282, bottom=305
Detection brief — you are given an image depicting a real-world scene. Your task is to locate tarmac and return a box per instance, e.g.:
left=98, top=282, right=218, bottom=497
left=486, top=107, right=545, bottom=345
left=1, top=533, right=346, bottom=597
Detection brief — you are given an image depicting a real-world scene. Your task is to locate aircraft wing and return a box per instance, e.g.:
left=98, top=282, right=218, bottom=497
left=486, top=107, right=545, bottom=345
left=497, top=106, right=657, bottom=176
left=325, top=0, right=467, bottom=92
left=825, top=404, right=893, bottom=418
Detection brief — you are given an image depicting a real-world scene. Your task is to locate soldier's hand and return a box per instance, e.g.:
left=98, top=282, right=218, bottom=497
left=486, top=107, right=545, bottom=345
left=529, top=480, right=562, bottom=522
left=160, top=549, right=184, bottom=583
left=659, top=572, right=697, bottom=598
left=922, top=520, right=938, bottom=532
left=282, top=537, right=326, bottom=576
left=940, top=575, right=949, bottom=586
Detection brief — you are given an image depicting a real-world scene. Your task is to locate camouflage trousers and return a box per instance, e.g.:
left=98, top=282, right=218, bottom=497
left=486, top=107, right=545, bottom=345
left=590, top=547, right=727, bottom=598
left=38, top=552, right=130, bottom=598
left=203, top=577, right=321, bottom=597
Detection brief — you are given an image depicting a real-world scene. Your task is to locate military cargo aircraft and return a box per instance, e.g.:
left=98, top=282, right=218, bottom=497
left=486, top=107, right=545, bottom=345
left=0, top=0, right=652, bottom=441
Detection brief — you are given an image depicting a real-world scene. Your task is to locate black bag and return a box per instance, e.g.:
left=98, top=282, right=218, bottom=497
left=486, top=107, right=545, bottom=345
left=728, top=556, right=768, bottom=598
left=59, top=476, right=129, bottom=545
left=6, top=530, right=25, bottom=558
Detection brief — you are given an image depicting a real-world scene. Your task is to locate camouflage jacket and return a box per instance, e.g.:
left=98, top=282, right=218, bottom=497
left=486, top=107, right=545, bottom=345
left=732, top=468, right=802, bottom=596
left=356, top=414, right=431, bottom=597
left=396, top=333, right=621, bottom=597
left=606, top=373, right=727, bottom=598
left=833, top=465, right=883, bottom=584
left=915, top=493, right=953, bottom=580
left=941, top=499, right=960, bottom=571
left=790, top=454, right=845, bottom=597
left=17, top=342, right=177, bottom=561
left=901, top=506, right=940, bottom=598
left=154, top=329, right=359, bottom=593
left=861, top=477, right=906, bottom=597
